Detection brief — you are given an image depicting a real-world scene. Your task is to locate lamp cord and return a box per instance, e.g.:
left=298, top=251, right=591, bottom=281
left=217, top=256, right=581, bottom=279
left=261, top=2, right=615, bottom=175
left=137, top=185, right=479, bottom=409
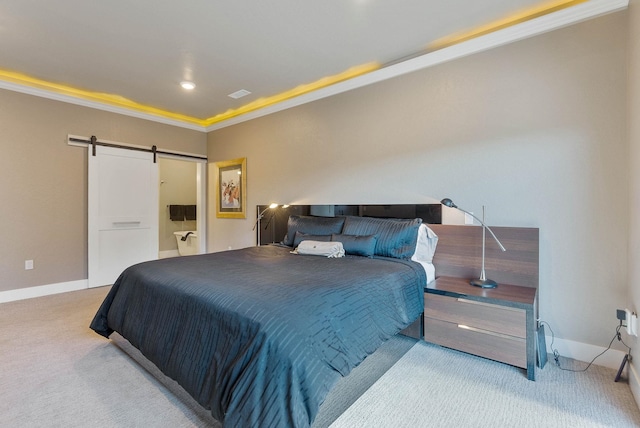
left=540, top=320, right=631, bottom=373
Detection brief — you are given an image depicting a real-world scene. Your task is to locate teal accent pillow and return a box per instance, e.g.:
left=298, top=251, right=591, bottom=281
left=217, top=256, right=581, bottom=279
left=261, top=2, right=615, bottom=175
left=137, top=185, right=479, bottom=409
left=282, top=215, right=345, bottom=246
left=331, top=234, right=378, bottom=257
left=341, top=216, right=421, bottom=259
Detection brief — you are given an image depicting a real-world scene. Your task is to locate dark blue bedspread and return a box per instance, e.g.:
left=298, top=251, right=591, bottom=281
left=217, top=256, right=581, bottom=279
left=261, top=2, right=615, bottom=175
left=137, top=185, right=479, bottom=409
left=90, top=245, right=424, bottom=427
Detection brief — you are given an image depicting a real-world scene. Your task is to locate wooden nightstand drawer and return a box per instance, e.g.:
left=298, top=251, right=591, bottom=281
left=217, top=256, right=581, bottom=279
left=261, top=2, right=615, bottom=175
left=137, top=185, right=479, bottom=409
left=424, top=276, right=537, bottom=379
left=425, top=293, right=526, bottom=338
left=424, top=317, right=527, bottom=369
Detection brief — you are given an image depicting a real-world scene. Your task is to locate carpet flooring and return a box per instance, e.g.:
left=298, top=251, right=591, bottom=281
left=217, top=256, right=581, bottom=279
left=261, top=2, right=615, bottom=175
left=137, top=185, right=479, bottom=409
left=331, top=340, right=640, bottom=427
left=1, top=286, right=639, bottom=427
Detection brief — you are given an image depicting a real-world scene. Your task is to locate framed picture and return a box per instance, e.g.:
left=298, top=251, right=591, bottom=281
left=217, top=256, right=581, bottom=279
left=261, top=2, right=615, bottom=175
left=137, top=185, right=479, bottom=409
left=215, top=157, right=246, bottom=218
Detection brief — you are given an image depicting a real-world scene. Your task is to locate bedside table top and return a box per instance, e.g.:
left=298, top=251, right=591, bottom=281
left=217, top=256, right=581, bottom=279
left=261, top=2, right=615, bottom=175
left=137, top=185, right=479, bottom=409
left=426, top=276, right=537, bottom=308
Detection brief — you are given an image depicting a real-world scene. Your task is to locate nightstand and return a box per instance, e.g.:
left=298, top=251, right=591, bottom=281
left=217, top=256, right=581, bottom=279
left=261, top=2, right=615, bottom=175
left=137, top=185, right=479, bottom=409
left=424, top=276, right=538, bottom=380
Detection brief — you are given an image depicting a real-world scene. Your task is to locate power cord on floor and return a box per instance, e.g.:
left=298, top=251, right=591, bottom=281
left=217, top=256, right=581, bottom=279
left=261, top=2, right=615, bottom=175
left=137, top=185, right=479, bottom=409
left=538, top=320, right=631, bottom=373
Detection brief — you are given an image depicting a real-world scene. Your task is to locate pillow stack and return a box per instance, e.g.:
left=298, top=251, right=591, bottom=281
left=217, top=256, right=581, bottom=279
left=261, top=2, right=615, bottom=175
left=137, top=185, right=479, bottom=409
left=284, top=215, right=433, bottom=260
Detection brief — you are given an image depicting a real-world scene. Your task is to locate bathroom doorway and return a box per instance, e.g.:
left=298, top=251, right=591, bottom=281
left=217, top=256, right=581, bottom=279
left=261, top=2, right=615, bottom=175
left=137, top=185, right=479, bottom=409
left=158, top=156, right=207, bottom=258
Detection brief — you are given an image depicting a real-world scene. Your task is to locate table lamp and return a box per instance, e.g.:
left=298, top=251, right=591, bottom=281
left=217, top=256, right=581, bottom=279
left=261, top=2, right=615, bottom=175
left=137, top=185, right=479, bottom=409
left=441, top=198, right=506, bottom=288
left=253, top=203, right=278, bottom=246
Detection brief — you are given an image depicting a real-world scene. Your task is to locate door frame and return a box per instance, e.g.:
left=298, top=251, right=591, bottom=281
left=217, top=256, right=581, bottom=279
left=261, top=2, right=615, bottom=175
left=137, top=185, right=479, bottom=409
left=158, top=153, right=207, bottom=254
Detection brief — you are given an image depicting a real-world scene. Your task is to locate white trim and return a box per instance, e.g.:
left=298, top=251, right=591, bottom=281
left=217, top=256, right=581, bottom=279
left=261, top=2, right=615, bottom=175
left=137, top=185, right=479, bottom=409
left=0, top=0, right=628, bottom=133
left=629, top=361, right=640, bottom=410
left=545, top=335, right=627, bottom=370
left=0, top=81, right=206, bottom=132
left=206, top=0, right=628, bottom=131
left=0, top=279, right=88, bottom=304
left=196, top=162, right=207, bottom=254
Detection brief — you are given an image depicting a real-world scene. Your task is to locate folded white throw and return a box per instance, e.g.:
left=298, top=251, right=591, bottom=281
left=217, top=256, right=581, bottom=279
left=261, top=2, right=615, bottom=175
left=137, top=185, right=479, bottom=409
left=292, top=241, right=345, bottom=258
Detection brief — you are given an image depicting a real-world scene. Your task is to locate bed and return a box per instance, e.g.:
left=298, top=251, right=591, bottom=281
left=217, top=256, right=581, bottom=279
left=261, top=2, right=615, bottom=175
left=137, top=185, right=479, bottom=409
left=90, top=212, right=439, bottom=427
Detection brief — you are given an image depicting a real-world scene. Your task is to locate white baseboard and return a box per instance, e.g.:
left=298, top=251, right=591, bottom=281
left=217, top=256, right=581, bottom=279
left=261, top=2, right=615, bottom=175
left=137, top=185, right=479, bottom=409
left=629, top=360, right=640, bottom=410
left=545, top=335, right=626, bottom=370
left=0, top=279, right=88, bottom=304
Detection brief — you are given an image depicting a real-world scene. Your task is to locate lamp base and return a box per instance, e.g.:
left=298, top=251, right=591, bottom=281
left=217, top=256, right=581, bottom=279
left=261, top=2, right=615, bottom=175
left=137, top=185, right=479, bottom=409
left=470, top=278, right=498, bottom=289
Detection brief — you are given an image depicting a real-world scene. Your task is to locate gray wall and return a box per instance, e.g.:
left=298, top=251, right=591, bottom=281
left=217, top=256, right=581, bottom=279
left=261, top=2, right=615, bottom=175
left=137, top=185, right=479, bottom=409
left=207, top=12, right=629, bottom=348
left=628, top=0, right=640, bottom=395
left=0, top=89, right=207, bottom=292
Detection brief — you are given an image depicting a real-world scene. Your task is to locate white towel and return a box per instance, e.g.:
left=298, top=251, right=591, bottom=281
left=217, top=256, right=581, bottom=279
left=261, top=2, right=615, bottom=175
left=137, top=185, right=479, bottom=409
left=292, top=241, right=345, bottom=258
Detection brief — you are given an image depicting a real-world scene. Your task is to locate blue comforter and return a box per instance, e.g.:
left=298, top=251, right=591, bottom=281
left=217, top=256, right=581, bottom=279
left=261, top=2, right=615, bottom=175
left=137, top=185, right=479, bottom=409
left=90, top=245, right=424, bottom=427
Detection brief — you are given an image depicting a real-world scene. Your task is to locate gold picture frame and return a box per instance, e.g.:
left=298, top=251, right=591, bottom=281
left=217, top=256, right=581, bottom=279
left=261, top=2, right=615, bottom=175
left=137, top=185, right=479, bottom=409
left=215, top=157, right=247, bottom=218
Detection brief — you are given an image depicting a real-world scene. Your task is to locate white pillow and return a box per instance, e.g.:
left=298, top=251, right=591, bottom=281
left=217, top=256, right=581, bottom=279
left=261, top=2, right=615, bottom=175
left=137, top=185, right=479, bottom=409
left=292, top=241, right=345, bottom=258
left=413, top=259, right=436, bottom=285
left=411, top=224, right=438, bottom=263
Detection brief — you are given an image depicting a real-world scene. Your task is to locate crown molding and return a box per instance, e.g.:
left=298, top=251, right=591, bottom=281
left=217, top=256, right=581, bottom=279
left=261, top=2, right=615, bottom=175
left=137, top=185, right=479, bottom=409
left=206, top=0, right=628, bottom=132
left=0, top=80, right=207, bottom=132
left=0, top=0, right=628, bottom=133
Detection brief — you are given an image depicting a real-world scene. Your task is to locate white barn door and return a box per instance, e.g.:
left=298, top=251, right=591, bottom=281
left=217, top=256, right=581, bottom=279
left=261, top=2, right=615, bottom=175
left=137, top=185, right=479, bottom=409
left=88, top=145, right=158, bottom=288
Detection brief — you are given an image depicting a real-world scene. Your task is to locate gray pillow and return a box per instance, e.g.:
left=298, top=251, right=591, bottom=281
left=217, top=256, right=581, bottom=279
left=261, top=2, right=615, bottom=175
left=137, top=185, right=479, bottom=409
left=282, top=215, right=345, bottom=246
left=293, top=231, right=332, bottom=247
left=341, top=216, right=421, bottom=259
left=331, top=234, right=377, bottom=257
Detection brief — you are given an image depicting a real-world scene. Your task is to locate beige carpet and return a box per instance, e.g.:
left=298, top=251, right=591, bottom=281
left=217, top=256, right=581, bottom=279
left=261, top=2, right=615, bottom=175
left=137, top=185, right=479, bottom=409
left=0, top=286, right=216, bottom=427
left=0, top=286, right=407, bottom=427
left=2, top=286, right=640, bottom=427
left=331, top=340, right=640, bottom=427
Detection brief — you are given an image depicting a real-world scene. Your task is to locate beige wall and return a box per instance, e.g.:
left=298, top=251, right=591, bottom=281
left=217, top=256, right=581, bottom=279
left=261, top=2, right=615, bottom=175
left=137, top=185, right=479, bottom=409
left=159, top=158, right=198, bottom=252
left=0, top=6, right=632, bottom=373
left=0, top=89, right=206, bottom=292
left=628, top=0, right=640, bottom=397
left=208, top=12, right=629, bottom=349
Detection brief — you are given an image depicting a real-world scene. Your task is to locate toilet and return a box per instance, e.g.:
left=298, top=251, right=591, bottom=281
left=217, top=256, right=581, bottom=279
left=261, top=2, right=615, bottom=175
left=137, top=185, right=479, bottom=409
left=174, top=231, right=199, bottom=256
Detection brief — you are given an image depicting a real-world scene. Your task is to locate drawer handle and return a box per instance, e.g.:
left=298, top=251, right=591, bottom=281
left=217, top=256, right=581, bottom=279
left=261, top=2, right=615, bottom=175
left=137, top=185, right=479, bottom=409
left=457, top=298, right=523, bottom=313
left=113, top=221, right=141, bottom=225
left=458, top=324, right=525, bottom=342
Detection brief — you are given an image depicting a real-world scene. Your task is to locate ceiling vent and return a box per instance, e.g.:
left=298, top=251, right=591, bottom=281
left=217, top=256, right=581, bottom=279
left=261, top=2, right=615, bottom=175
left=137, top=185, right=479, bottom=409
left=228, top=89, right=251, bottom=99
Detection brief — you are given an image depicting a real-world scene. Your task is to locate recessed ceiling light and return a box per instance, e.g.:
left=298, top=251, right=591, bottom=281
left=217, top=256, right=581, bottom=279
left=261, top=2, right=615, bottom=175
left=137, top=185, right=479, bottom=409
left=228, top=89, right=251, bottom=99
left=180, top=81, right=196, bottom=90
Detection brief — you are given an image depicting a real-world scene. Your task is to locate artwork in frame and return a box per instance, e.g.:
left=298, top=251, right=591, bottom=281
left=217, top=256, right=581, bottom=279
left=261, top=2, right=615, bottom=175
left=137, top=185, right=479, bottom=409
left=215, top=157, right=247, bottom=218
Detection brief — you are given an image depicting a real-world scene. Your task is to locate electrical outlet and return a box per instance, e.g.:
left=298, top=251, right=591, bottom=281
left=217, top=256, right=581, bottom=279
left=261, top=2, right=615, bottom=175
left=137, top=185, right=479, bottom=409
left=631, top=313, right=639, bottom=337
left=25, top=260, right=34, bottom=270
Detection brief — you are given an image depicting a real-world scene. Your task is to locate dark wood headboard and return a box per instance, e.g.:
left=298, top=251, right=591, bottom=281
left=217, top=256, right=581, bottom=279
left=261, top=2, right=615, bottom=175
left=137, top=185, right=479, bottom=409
left=256, top=204, right=539, bottom=290
left=256, top=204, right=442, bottom=246
left=429, top=225, right=539, bottom=289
